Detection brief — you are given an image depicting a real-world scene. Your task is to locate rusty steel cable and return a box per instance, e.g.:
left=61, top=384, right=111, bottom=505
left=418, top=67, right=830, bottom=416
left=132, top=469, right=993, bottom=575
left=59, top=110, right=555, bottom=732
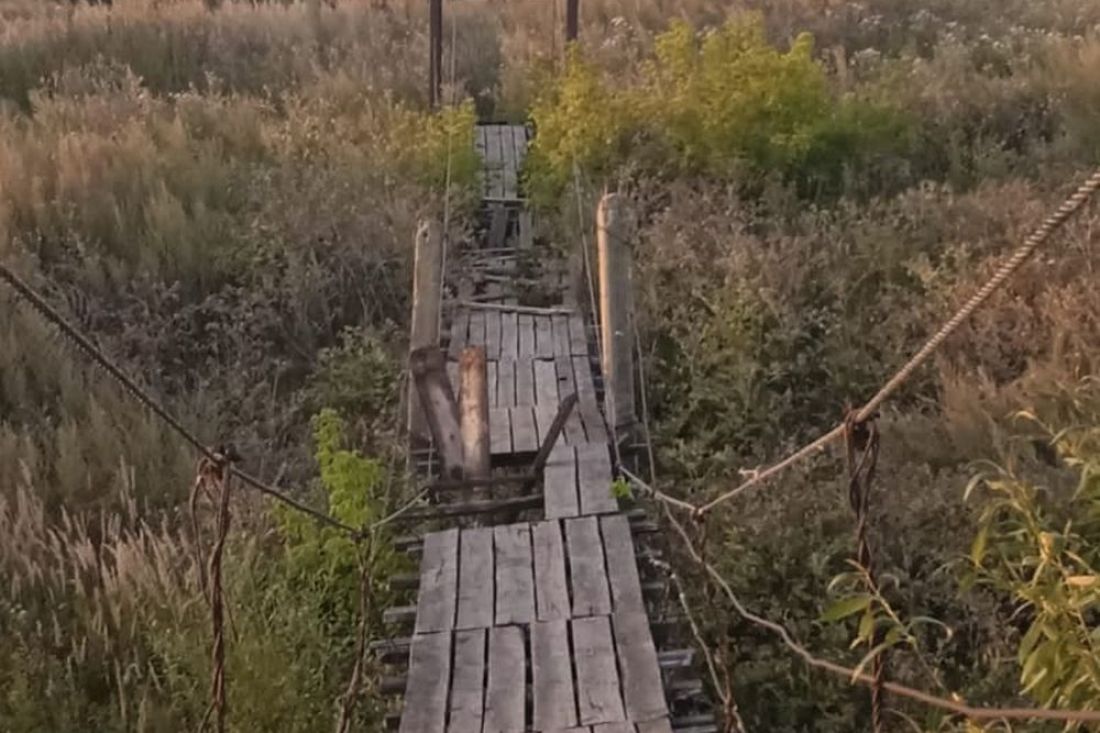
left=0, top=262, right=362, bottom=537
left=695, top=166, right=1100, bottom=517
left=659, top=503, right=1100, bottom=725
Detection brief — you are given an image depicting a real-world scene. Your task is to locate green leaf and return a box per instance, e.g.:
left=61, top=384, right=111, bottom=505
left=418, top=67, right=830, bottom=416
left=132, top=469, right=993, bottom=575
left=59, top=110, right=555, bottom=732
left=857, top=609, right=875, bottom=643
left=820, top=594, right=871, bottom=623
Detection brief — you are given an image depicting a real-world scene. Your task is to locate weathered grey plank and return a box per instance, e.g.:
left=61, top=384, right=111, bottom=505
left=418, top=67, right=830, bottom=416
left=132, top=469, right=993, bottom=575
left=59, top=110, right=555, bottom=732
left=565, top=517, right=612, bottom=617
left=535, top=404, right=570, bottom=448
left=484, top=625, right=525, bottom=733
left=572, top=355, right=597, bottom=398
left=497, top=359, right=516, bottom=407
left=568, top=315, right=589, bottom=355
left=500, top=126, right=517, bottom=200
left=511, top=406, right=539, bottom=453
left=494, top=524, right=535, bottom=626
left=469, top=310, right=487, bottom=349
left=535, top=316, right=555, bottom=359
left=543, top=444, right=579, bottom=519
left=447, top=361, right=460, bottom=397
left=635, top=719, right=674, bottom=733
left=485, top=309, right=502, bottom=361
left=486, top=359, right=498, bottom=408
left=517, top=210, right=533, bottom=250
left=613, top=610, right=669, bottom=722
left=533, top=619, right=578, bottom=731
left=398, top=631, right=451, bottom=733
left=456, top=527, right=494, bottom=630
left=556, top=358, right=587, bottom=445
left=532, top=520, right=570, bottom=621
left=448, top=309, right=470, bottom=360
left=518, top=314, right=536, bottom=358
left=534, top=359, right=559, bottom=406
left=515, top=357, right=535, bottom=406
left=572, top=616, right=626, bottom=725
left=489, top=406, right=512, bottom=456
left=552, top=314, right=572, bottom=358
left=415, top=528, right=459, bottom=633
left=448, top=628, right=486, bottom=733
left=577, top=443, right=618, bottom=516
left=500, top=312, right=519, bottom=360
left=600, top=515, right=645, bottom=613
left=593, top=725, right=634, bottom=733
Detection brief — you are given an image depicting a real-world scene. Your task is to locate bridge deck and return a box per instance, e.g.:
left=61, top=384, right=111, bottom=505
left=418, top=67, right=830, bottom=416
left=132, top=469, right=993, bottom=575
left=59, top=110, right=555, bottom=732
left=396, top=125, right=676, bottom=733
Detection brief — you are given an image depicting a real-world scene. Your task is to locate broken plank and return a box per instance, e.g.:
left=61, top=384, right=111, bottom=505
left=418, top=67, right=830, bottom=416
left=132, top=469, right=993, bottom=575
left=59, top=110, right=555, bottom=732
left=415, top=528, right=459, bottom=633
left=543, top=443, right=578, bottom=519
left=456, top=528, right=494, bottom=630
left=572, top=616, right=626, bottom=725
left=494, top=524, right=535, bottom=626
left=533, top=619, right=578, bottom=731
left=565, top=517, right=612, bottom=617
left=484, top=625, right=525, bottom=733
left=532, top=520, right=570, bottom=622
left=511, top=405, right=539, bottom=453
left=448, top=629, right=487, bottom=733
left=577, top=443, right=618, bottom=516
left=398, top=631, right=451, bottom=733
left=600, top=515, right=645, bottom=613
left=613, top=610, right=669, bottom=723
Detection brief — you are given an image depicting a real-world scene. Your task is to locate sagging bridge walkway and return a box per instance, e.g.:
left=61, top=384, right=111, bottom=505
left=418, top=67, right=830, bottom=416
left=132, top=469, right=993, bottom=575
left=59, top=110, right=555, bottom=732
left=381, top=125, right=713, bottom=732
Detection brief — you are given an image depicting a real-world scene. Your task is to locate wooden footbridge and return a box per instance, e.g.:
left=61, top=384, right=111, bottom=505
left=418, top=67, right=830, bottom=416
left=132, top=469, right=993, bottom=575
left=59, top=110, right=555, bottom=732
left=379, top=125, right=715, bottom=732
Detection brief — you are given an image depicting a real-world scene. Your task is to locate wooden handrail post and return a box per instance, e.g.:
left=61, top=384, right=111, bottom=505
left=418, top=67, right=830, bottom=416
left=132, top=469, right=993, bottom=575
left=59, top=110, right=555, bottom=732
left=597, top=193, right=636, bottom=435
left=565, top=0, right=579, bottom=43
left=429, top=0, right=443, bottom=108
left=459, top=346, right=491, bottom=480
left=410, top=346, right=464, bottom=479
left=409, top=219, right=443, bottom=443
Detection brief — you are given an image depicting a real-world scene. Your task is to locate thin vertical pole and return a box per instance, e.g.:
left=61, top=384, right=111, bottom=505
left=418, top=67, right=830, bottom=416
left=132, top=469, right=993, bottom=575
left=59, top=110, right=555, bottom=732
left=565, top=0, right=579, bottom=43
left=429, top=0, right=443, bottom=108
left=597, top=193, right=636, bottom=435
left=409, top=220, right=443, bottom=442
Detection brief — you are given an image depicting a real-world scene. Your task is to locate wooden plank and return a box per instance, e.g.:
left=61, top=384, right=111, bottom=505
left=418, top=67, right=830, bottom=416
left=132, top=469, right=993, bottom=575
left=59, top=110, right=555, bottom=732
left=600, top=515, right=645, bottom=613
left=533, top=619, right=578, bottom=730
left=535, top=315, right=555, bottom=359
left=489, top=406, right=512, bottom=456
left=448, top=628, right=486, bottom=733
left=534, top=358, right=559, bottom=407
left=568, top=314, right=589, bottom=355
left=485, top=309, right=502, bottom=361
left=497, top=359, right=516, bottom=407
left=469, top=310, right=487, bottom=349
left=512, top=125, right=528, bottom=172
left=517, top=210, right=533, bottom=250
left=459, top=347, right=491, bottom=480
left=572, top=616, right=626, bottom=725
left=486, top=359, right=498, bottom=408
left=636, top=719, right=674, bottom=733
left=613, top=610, right=669, bottom=722
left=556, top=358, right=587, bottom=445
left=488, top=204, right=508, bottom=249
left=543, top=444, right=578, bottom=519
left=500, top=126, right=517, bottom=200
left=494, top=126, right=508, bottom=200
left=511, top=406, right=539, bottom=453
left=577, top=443, right=618, bottom=516
left=448, top=309, right=470, bottom=360
left=515, top=357, right=535, bottom=406
left=456, top=528, right=494, bottom=630
left=447, top=361, right=459, bottom=396
left=565, top=517, right=612, bottom=617
left=552, top=314, right=572, bottom=358
left=532, top=520, right=570, bottom=622
left=398, top=631, right=451, bottom=733
left=415, top=528, right=459, bottom=633
left=484, top=625, right=525, bottom=733
left=500, top=312, right=519, bottom=360
left=593, top=725, right=634, bottom=733
left=518, top=314, right=536, bottom=358
left=572, top=355, right=597, bottom=398
left=494, top=524, right=535, bottom=626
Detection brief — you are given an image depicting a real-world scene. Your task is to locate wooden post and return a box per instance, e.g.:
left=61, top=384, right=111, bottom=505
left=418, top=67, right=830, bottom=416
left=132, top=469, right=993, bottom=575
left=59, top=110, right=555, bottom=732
left=459, top=346, right=490, bottom=480
left=410, top=346, right=464, bottom=479
left=409, top=219, right=443, bottom=442
left=597, top=193, right=636, bottom=435
left=428, top=0, right=443, bottom=108
left=565, top=0, right=579, bottom=43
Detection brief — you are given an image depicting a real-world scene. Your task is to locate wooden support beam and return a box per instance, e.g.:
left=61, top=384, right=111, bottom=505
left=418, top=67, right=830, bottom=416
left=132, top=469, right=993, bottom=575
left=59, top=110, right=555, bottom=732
left=409, top=220, right=443, bottom=442
left=455, top=301, right=574, bottom=316
left=410, top=346, right=463, bottom=479
left=459, top=347, right=491, bottom=480
left=529, top=393, right=578, bottom=480
left=597, top=193, right=637, bottom=435
left=565, top=0, right=579, bottom=42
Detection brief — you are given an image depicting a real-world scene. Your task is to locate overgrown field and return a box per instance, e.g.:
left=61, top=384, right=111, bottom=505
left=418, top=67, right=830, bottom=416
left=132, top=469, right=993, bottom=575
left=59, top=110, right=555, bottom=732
left=1, top=0, right=1099, bottom=730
